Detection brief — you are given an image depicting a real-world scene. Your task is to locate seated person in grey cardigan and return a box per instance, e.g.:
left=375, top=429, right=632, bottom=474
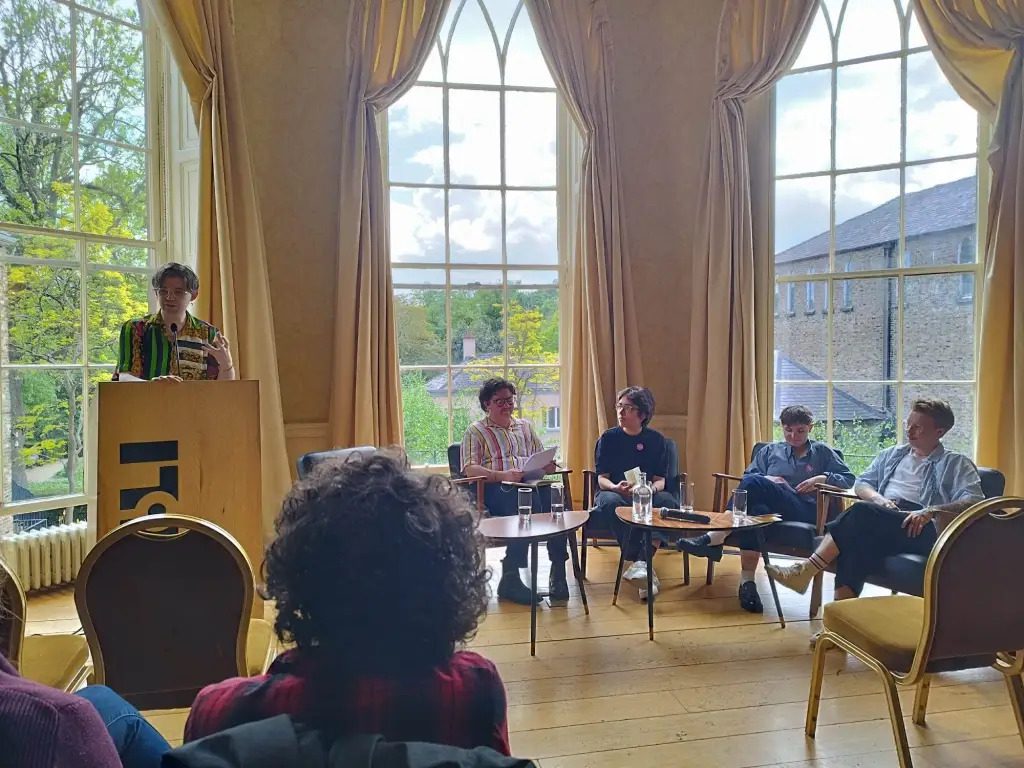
left=768, top=398, right=983, bottom=603
left=677, top=405, right=853, bottom=613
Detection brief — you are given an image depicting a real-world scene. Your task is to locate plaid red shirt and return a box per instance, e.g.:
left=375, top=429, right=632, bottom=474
left=184, top=649, right=511, bottom=755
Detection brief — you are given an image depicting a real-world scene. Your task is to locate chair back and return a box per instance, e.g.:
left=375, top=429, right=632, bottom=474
left=0, top=556, right=26, bottom=668
left=913, top=497, right=1024, bottom=674
left=448, top=443, right=464, bottom=479
left=978, top=467, right=1005, bottom=498
left=75, top=514, right=256, bottom=709
left=296, top=446, right=376, bottom=478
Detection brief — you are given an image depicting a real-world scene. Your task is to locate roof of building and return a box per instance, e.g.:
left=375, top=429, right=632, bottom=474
left=425, top=355, right=559, bottom=396
left=774, top=353, right=889, bottom=422
left=777, top=175, right=976, bottom=264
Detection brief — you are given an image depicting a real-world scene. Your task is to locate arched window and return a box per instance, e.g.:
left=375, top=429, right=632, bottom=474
left=0, top=0, right=160, bottom=530
left=772, top=0, right=981, bottom=467
left=387, top=0, right=567, bottom=465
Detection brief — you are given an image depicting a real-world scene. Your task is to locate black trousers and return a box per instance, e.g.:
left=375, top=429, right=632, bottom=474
left=825, top=501, right=937, bottom=595
left=592, top=490, right=676, bottom=560
left=484, top=483, right=567, bottom=568
left=727, top=474, right=818, bottom=551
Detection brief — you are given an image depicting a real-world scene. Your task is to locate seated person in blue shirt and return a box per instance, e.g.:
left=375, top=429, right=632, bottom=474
left=677, top=405, right=854, bottom=613
left=592, top=386, right=676, bottom=600
left=768, top=398, right=983, bottom=603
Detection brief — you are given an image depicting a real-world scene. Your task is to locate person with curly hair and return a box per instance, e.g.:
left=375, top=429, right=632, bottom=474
left=184, top=451, right=510, bottom=754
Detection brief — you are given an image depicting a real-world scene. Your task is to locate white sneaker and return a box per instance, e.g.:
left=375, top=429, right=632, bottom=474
left=623, top=560, right=648, bottom=582
left=639, top=569, right=660, bottom=601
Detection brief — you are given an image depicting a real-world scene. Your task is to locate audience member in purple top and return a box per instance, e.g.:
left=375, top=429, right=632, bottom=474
left=0, top=652, right=170, bottom=768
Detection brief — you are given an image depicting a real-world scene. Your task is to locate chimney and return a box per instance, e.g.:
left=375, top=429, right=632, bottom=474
left=462, top=332, right=476, bottom=362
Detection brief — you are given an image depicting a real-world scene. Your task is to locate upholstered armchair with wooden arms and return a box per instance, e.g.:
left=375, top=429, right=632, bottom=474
left=447, top=443, right=563, bottom=517
left=708, top=442, right=851, bottom=615
left=581, top=437, right=684, bottom=579
left=805, top=496, right=1024, bottom=768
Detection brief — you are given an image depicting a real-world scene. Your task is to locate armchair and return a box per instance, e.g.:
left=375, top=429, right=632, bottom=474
left=447, top=443, right=569, bottom=516
left=581, top=437, right=685, bottom=579
left=709, top=442, right=851, bottom=615
left=814, top=465, right=1005, bottom=614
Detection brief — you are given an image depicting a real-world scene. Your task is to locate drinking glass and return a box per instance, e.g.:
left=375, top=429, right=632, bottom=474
left=680, top=481, right=695, bottom=514
left=518, top=486, right=533, bottom=526
left=550, top=482, right=565, bottom=521
left=733, top=488, right=748, bottom=517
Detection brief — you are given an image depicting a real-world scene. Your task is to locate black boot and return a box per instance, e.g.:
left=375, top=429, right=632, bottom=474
left=548, top=559, right=570, bottom=607
left=497, top=560, right=540, bottom=605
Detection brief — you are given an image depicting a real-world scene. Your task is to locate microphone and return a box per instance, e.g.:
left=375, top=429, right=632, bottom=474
left=170, top=322, right=181, bottom=377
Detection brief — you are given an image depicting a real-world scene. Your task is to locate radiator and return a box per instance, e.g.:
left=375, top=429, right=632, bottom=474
left=0, top=522, right=89, bottom=593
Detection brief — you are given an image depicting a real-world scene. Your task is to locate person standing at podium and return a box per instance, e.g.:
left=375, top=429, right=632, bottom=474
left=114, top=263, right=235, bottom=381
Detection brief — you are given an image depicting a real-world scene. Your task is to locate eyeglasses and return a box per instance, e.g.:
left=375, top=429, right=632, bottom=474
left=156, top=288, right=191, bottom=300
left=491, top=397, right=516, bottom=407
left=615, top=403, right=639, bottom=413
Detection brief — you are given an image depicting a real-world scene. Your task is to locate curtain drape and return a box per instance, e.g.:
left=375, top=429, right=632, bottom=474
left=686, top=0, right=816, bottom=505
left=143, top=0, right=290, bottom=538
left=329, top=0, right=448, bottom=449
left=525, top=0, right=643, bottom=476
left=915, top=1, right=1024, bottom=494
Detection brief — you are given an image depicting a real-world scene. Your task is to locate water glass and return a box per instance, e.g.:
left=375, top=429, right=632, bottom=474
left=733, top=488, right=748, bottom=517
left=550, top=482, right=565, bottom=521
left=680, top=481, right=695, bottom=514
left=518, top=486, right=532, bottom=526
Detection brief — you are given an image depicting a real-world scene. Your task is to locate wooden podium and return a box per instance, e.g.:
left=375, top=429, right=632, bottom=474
left=96, top=380, right=264, bottom=594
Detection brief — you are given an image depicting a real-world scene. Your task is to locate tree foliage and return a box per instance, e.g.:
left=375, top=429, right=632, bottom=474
left=0, top=0, right=150, bottom=500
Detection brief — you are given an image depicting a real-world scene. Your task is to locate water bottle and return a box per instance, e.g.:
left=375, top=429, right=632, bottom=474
left=633, top=472, right=652, bottom=523
left=518, top=486, right=532, bottom=527
left=550, top=482, right=564, bottom=522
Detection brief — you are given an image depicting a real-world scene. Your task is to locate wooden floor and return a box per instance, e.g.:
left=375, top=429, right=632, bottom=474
left=26, top=546, right=1024, bottom=766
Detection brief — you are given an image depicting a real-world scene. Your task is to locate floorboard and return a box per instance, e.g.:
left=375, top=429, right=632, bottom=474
left=24, top=546, right=1024, bottom=765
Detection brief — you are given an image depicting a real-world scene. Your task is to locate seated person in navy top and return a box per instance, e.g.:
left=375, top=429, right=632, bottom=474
left=592, top=386, right=676, bottom=600
left=677, top=405, right=854, bottom=613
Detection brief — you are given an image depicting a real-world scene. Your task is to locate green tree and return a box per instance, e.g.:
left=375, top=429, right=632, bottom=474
left=0, top=0, right=150, bottom=500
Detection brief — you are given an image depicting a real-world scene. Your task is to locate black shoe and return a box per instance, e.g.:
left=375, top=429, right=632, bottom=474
left=497, top=571, right=541, bottom=605
left=548, top=574, right=570, bottom=606
left=738, top=580, right=763, bottom=613
left=675, top=534, right=724, bottom=562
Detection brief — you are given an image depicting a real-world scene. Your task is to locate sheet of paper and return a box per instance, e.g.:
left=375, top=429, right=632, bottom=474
left=521, top=447, right=558, bottom=482
left=624, top=466, right=642, bottom=487
left=114, top=372, right=145, bottom=382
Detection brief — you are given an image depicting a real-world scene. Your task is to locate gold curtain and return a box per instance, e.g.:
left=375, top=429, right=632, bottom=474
left=525, top=0, right=644, bottom=475
left=329, top=0, right=448, bottom=448
left=143, top=0, right=290, bottom=537
left=686, top=0, right=816, bottom=504
left=915, top=1, right=1024, bottom=494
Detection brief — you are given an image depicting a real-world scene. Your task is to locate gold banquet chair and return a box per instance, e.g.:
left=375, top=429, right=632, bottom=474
left=75, top=514, right=275, bottom=709
left=0, top=555, right=91, bottom=691
left=805, top=496, right=1024, bottom=768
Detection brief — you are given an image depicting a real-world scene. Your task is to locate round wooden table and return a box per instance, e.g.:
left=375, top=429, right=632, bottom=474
left=478, top=510, right=590, bottom=656
left=614, top=507, right=784, bottom=640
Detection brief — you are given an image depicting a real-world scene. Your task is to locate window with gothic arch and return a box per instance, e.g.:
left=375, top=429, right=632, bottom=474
left=386, top=0, right=566, bottom=465
left=772, top=0, right=980, bottom=471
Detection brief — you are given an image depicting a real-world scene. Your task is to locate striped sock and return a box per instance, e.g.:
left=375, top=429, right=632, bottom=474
left=808, top=553, right=830, bottom=571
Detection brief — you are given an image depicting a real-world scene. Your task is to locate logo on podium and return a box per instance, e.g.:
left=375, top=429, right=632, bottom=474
left=118, top=440, right=179, bottom=525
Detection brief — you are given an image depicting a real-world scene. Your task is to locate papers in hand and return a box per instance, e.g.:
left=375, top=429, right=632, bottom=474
left=624, top=466, right=642, bottom=487
left=521, top=447, right=558, bottom=482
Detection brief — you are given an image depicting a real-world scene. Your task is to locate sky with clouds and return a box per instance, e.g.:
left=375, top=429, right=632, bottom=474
left=386, top=0, right=978, bottom=275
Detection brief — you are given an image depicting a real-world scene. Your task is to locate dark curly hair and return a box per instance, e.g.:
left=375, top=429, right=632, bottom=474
left=264, top=451, right=489, bottom=676
left=616, top=386, right=656, bottom=428
left=477, top=377, right=516, bottom=410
